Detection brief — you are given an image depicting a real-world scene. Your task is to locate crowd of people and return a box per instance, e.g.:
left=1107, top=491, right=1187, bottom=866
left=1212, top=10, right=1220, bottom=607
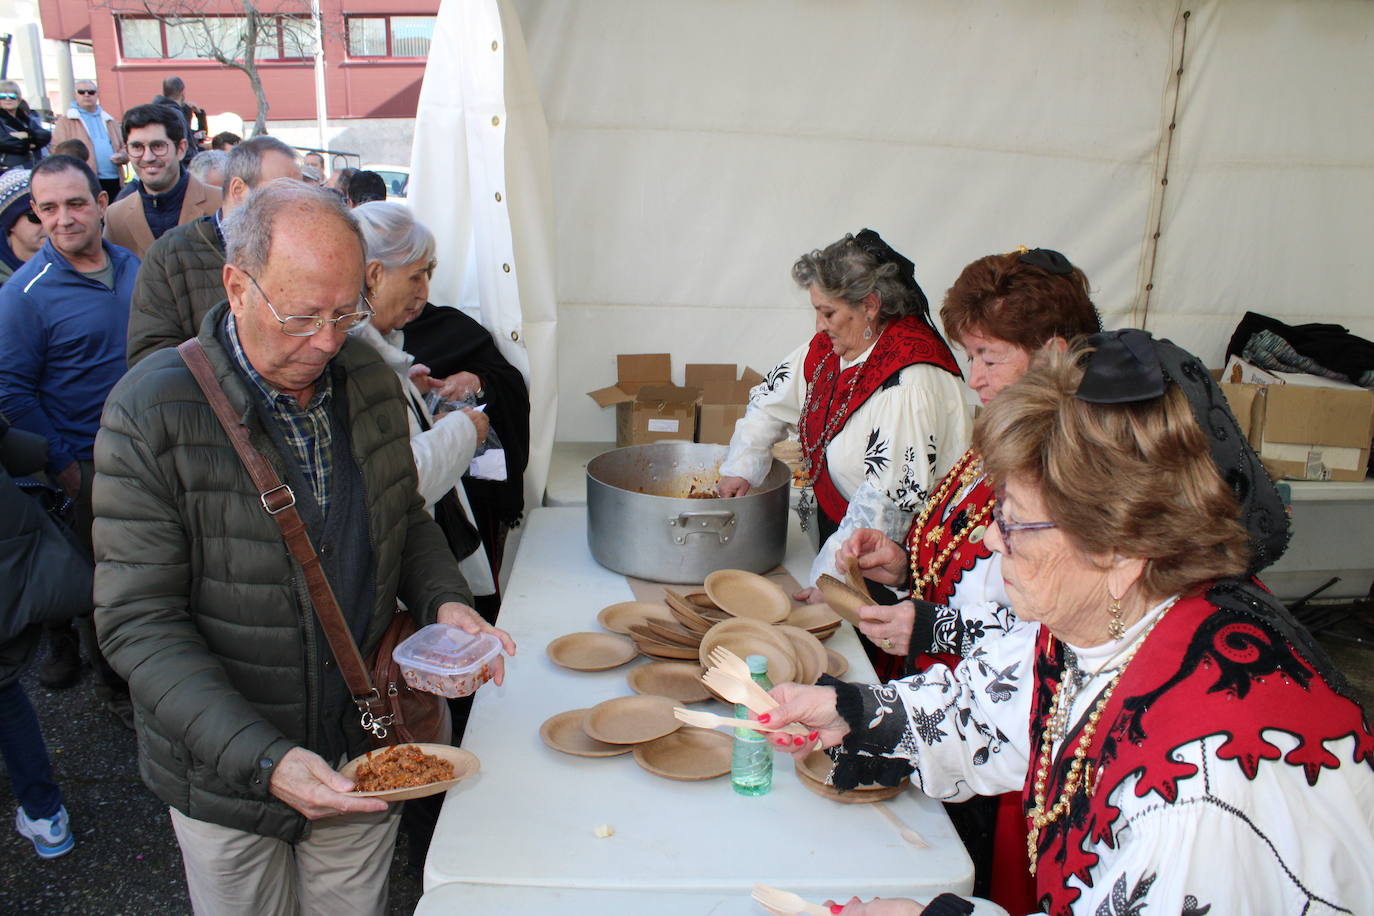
left=1, top=73, right=1372, bottom=916
left=0, top=73, right=531, bottom=913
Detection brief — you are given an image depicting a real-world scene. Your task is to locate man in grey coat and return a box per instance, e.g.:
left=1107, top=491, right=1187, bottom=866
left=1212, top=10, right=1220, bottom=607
left=93, top=182, right=514, bottom=914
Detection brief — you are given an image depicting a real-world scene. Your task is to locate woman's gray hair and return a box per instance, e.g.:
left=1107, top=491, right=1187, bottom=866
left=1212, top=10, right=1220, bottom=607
left=223, top=181, right=363, bottom=276
left=352, top=201, right=436, bottom=270
left=792, top=233, right=923, bottom=321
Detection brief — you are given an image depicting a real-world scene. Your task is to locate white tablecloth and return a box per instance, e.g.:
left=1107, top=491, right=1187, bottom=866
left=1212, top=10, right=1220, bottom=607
left=424, top=507, right=973, bottom=901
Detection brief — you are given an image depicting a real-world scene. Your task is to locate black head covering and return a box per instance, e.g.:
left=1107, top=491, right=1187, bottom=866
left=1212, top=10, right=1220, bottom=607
left=853, top=228, right=933, bottom=327
left=1076, top=329, right=1361, bottom=705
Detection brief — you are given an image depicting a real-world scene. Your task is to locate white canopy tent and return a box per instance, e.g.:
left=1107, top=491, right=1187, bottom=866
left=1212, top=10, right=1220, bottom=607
left=412, top=0, right=1373, bottom=497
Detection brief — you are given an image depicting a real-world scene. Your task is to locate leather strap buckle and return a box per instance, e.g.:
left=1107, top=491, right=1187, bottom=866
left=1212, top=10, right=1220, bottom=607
left=260, top=484, right=296, bottom=515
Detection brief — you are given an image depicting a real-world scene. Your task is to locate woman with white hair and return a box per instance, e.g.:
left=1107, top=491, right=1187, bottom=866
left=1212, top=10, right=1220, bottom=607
left=350, top=201, right=496, bottom=603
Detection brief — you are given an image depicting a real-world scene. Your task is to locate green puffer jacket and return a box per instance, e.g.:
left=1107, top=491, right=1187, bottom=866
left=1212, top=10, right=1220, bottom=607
left=126, top=216, right=228, bottom=367
left=93, top=302, right=471, bottom=841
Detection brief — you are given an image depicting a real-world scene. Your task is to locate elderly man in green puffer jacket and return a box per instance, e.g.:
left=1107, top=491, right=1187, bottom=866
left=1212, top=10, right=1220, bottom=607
left=92, top=181, right=515, bottom=915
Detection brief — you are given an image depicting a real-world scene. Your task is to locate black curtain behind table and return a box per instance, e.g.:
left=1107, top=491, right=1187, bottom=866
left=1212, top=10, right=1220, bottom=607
left=402, top=303, right=531, bottom=593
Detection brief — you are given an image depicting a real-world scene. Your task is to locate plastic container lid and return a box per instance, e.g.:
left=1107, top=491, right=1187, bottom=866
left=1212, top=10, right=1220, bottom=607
left=393, top=623, right=502, bottom=676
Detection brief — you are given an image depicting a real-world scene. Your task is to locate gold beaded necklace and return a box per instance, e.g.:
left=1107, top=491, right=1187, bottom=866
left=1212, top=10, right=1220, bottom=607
left=907, top=448, right=994, bottom=597
left=1026, top=598, right=1175, bottom=875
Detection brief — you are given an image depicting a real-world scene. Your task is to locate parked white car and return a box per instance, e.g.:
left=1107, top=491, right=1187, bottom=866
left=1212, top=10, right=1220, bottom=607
left=363, top=164, right=410, bottom=199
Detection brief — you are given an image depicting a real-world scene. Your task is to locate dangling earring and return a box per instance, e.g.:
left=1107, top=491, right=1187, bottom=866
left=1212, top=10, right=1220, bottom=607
left=1106, top=593, right=1126, bottom=640
left=863, top=324, right=873, bottom=340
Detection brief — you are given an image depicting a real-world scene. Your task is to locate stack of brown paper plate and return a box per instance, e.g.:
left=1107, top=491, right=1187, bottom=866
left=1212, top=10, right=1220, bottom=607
left=704, top=570, right=792, bottom=623
left=581, top=695, right=681, bottom=744
left=815, top=576, right=870, bottom=627
left=597, top=601, right=676, bottom=635
left=539, top=708, right=634, bottom=758
left=698, top=618, right=797, bottom=684
left=793, top=750, right=907, bottom=804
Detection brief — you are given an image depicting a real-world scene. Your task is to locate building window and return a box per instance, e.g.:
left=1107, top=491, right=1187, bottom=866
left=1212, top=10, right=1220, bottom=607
left=346, top=15, right=435, bottom=59
left=117, top=15, right=313, bottom=62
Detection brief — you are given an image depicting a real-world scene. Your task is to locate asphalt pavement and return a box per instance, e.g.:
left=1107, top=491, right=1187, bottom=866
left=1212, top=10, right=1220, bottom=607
left=0, top=658, right=423, bottom=914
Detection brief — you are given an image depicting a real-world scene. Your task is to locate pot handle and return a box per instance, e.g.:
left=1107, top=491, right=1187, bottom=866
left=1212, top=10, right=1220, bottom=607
left=668, top=510, right=736, bottom=545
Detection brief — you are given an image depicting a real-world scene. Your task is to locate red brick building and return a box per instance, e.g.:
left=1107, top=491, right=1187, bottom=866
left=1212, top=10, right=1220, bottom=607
left=38, top=0, right=437, bottom=122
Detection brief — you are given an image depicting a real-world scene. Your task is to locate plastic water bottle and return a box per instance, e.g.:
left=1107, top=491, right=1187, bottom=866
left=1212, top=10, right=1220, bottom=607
left=731, top=654, right=773, bottom=796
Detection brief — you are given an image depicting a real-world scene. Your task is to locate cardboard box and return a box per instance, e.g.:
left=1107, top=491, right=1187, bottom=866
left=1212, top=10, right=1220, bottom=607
left=689, top=364, right=765, bottom=445
left=1215, top=359, right=1374, bottom=482
left=587, top=354, right=700, bottom=447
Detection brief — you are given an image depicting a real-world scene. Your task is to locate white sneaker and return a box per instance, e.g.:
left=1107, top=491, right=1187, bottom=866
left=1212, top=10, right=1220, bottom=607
left=15, top=804, right=74, bottom=859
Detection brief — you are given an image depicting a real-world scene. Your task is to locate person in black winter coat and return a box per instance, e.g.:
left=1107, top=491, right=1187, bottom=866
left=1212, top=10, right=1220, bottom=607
left=0, top=82, right=52, bottom=171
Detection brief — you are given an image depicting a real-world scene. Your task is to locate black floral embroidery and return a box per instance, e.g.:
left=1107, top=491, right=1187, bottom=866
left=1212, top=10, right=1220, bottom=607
left=909, top=706, right=947, bottom=744
left=863, top=428, right=890, bottom=477
left=758, top=362, right=790, bottom=397
left=983, top=660, right=1020, bottom=703
left=885, top=446, right=929, bottom=513
left=1180, top=896, right=1211, bottom=916
left=1093, top=872, right=1156, bottom=916
left=925, top=434, right=938, bottom=467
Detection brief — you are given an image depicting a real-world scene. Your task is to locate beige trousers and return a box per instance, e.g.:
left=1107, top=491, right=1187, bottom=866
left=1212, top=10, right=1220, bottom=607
left=169, top=806, right=400, bottom=916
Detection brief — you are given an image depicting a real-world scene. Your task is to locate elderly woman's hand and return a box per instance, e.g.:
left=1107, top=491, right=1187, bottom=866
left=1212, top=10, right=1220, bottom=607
left=716, top=476, right=751, bottom=498
left=460, top=408, right=490, bottom=444
left=762, top=683, right=848, bottom=757
left=437, top=371, right=483, bottom=402
left=407, top=363, right=436, bottom=393
left=828, top=896, right=924, bottom=915
left=838, top=529, right=908, bottom=586
left=793, top=586, right=826, bottom=605
left=857, top=601, right=914, bottom=657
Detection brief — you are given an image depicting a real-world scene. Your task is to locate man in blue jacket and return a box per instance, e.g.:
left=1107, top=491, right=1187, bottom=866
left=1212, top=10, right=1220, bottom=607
left=0, top=155, right=139, bottom=725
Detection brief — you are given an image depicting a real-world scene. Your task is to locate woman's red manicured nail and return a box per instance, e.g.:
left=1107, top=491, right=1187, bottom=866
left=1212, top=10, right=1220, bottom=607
left=830, top=906, right=844, bottom=915
left=757, top=713, right=771, bottom=723
left=793, top=736, right=805, bottom=746
left=809, top=730, right=819, bottom=741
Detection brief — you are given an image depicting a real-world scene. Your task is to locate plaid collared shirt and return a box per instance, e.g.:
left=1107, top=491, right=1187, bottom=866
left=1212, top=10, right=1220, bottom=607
left=224, top=312, right=335, bottom=515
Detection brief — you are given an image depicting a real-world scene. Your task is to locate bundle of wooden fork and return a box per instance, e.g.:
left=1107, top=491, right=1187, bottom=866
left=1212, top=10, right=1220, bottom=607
left=671, top=647, right=815, bottom=743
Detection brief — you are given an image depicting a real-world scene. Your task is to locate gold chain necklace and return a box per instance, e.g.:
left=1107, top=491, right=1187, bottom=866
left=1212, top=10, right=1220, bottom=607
left=907, top=449, right=992, bottom=597
left=1026, top=599, right=1175, bottom=875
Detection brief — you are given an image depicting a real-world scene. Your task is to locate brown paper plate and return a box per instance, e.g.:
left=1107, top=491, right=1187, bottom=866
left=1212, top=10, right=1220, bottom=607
left=633, top=727, right=732, bottom=780
left=341, top=744, right=480, bottom=801
left=546, top=632, right=638, bottom=671
left=786, top=603, right=843, bottom=632
left=704, top=570, right=792, bottom=623
left=597, top=601, right=674, bottom=635
left=812, top=623, right=842, bottom=642
left=582, top=694, right=681, bottom=744
left=794, top=750, right=906, bottom=803
left=776, top=624, right=828, bottom=685
left=683, top=592, right=725, bottom=614
left=698, top=618, right=797, bottom=684
left=663, top=589, right=720, bottom=634
left=815, top=576, right=869, bottom=626
left=539, top=708, right=633, bottom=758
left=642, top=618, right=703, bottom=647
left=627, top=660, right=712, bottom=704
left=630, top=632, right=703, bottom=660
left=824, top=648, right=849, bottom=678
left=844, top=555, right=873, bottom=599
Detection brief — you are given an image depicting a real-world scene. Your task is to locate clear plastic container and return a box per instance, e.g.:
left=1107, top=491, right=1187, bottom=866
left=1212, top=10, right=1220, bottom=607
left=392, top=624, right=502, bottom=698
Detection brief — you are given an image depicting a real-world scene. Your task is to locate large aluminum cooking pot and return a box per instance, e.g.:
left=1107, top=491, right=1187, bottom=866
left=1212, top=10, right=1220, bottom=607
left=586, top=442, right=790, bottom=583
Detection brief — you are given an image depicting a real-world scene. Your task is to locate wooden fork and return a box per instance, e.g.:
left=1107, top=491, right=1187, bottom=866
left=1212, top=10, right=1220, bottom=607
left=751, top=883, right=831, bottom=916
left=672, top=707, right=780, bottom=732
left=700, top=671, right=811, bottom=738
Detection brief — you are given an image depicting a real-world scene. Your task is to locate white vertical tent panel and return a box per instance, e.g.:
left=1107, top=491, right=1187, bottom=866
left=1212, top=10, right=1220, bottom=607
left=513, top=0, right=1177, bottom=441
left=1145, top=0, right=1374, bottom=359
left=410, top=0, right=557, bottom=518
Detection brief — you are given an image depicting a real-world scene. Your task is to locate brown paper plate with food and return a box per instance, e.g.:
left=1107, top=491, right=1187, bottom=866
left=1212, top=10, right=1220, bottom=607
left=704, top=570, right=792, bottom=624
left=627, top=660, right=712, bottom=704
left=633, top=727, right=732, bottom=780
left=342, top=744, right=479, bottom=801
left=597, top=601, right=675, bottom=635
left=539, top=708, right=633, bottom=758
left=815, top=576, right=869, bottom=627
left=547, top=632, right=639, bottom=671
left=824, top=648, right=849, bottom=678
left=582, top=694, right=680, bottom=744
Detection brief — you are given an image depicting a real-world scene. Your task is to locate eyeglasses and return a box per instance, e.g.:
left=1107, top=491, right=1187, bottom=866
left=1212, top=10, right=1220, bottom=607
left=23, top=211, right=41, bottom=225
left=0, top=93, right=19, bottom=101
left=127, top=139, right=173, bottom=158
left=991, top=498, right=1057, bottom=557
left=76, top=88, right=97, bottom=96
left=244, top=271, right=374, bottom=337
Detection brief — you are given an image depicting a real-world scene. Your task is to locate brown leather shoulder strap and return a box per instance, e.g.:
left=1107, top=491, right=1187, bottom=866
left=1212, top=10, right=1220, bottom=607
left=176, top=338, right=379, bottom=708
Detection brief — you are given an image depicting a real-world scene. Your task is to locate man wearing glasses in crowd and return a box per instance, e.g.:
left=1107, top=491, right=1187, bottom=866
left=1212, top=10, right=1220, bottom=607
left=103, top=104, right=220, bottom=258
left=93, top=181, right=511, bottom=912
left=52, top=81, right=128, bottom=201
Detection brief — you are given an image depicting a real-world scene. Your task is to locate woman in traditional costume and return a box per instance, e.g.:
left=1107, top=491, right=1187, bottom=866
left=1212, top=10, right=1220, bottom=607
left=716, top=230, right=969, bottom=593
left=837, top=248, right=1100, bottom=911
left=766, top=331, right=1374, bottom=915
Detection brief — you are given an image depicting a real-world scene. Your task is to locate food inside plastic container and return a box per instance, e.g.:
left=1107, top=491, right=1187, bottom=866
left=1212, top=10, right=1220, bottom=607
left=392, top=624, right=502, bottom=698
